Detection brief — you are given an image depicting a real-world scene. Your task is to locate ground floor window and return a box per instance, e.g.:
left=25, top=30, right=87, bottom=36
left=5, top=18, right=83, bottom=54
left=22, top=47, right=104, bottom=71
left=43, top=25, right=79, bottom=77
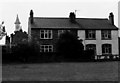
left=102, top=44, right=112, bottom=55
left=40, top=45, right=53, bottom=52
left=86, top=44, right=96, bottom=55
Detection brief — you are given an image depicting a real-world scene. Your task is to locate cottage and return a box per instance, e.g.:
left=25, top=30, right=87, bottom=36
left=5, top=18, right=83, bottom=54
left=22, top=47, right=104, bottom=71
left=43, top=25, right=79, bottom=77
left=28, top=10, right=119, bottom=60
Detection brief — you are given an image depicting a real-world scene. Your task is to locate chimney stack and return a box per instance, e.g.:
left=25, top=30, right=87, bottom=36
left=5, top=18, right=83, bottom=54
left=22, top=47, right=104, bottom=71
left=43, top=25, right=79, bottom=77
left=30, top=10, right=34, bottom=24
left=69, top=12, right=76, bottom=23
left=109, top=12, right=114, bottom=25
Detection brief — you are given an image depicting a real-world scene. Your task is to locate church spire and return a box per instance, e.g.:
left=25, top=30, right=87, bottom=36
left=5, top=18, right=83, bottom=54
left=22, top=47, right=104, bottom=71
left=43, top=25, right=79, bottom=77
left=14, top=14, right=21, bottom=32
left=15, top=14, right=21, bottom=24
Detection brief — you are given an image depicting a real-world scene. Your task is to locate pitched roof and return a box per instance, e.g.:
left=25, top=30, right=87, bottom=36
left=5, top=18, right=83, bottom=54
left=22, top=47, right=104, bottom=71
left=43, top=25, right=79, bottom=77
left=29, top=17, right=118, bottom=30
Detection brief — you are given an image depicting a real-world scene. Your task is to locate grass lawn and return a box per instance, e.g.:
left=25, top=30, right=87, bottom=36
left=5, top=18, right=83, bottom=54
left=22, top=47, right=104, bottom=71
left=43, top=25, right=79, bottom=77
left=2, top=62, right=119, bottom=81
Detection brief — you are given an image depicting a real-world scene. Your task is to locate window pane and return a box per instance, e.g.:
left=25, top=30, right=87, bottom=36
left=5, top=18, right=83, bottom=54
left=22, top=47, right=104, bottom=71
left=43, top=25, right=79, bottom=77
left=45, top=30, right=47, bottom=33
left=40, top=30, right=53, bottom=39
left=45, top=33, right=48, bottom=38
left=93, top=33, right=95, bottom=38
left=102, top=47, right=105, bottom=53
left=45, top=49, right=49, bottom=52
left=40, top=45, right=53, bottom=52
left=40, top=30, right=44, bottom=33
left=85, top=30, right=88, bottom=38
left=45, top=45, right=48, bottom=48
left=40, top=45, right=45, bottom=52
left=102, top=44, right=112, bottom=54
left=49, top=32, right=52, bottom=38
left=49, top=45, right=53, bottom=52
left=109, top=47, right=111, bottom=53
left=41, top=34, right=44, bottom=38
left=86, top=30, right=95, bottom=39
left=108, top=34, right=111, bottom=38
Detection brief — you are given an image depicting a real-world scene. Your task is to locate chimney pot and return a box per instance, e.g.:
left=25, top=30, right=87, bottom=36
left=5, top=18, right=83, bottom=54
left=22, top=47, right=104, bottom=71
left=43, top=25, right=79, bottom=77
left=109, top=12, right=114, bottom=25
left=69, top=12, right=76, bottom=23
left=30, top=10, right=34, bottom=24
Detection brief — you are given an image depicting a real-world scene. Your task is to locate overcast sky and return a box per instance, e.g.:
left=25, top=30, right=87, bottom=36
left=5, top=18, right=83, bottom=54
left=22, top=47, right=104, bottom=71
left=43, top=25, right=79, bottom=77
left=0, top=0, right=119, bottom=44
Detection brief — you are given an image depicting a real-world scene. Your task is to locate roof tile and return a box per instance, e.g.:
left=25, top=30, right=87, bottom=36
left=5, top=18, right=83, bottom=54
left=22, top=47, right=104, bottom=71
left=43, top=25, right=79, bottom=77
left=30, top=17, right=118, bottom=30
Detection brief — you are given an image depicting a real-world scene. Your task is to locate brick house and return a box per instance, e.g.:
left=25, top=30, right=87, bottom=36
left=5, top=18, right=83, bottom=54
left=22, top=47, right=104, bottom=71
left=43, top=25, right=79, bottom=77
left=28, top=10, right=119, bottom=60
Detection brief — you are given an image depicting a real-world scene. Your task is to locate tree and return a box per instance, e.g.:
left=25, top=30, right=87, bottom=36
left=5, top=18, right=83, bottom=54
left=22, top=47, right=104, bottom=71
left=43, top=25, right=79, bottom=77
left=0, top=21, right=7, bottom=40
left=56, top=31, right=84, bottom=61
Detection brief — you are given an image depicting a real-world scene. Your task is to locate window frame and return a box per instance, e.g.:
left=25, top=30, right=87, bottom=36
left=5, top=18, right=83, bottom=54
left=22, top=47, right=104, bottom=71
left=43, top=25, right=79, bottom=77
left=40, top=30, right=53, bottom=39
left=86, top=44, right=96, bottom=55
left=101, top=30, right=111, bottom=40
left=102, top=44, right=112, bottom=55
left=85, top=30, right=96, bottom=40
left=40, top=45, right=53, bottom=52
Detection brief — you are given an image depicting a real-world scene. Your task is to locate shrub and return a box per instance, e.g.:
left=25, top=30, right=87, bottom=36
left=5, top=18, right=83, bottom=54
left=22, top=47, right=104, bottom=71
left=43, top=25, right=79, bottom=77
left=56, top=31, right=84, bottom=62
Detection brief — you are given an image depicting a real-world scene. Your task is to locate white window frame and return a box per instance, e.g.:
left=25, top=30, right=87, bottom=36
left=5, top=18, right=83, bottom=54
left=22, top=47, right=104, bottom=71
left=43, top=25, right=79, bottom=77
left=40, top=45, right=53, bottom=52
left=101, top=30, right=111, bottom=39
left=102, top=44, right=112, bottom=55
left=86, top=30, right=96, bottom=39
left=40, top=30, right=52, bottom=39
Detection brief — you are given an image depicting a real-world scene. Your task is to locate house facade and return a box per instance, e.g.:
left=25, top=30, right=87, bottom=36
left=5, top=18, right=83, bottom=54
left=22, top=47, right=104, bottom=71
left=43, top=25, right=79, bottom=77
left=28, top=10, right=119, bottom=60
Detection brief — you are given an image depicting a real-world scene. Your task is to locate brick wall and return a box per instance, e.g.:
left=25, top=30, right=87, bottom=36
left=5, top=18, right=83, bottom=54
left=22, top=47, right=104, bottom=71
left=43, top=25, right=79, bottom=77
left=31, top=29, right=77, bottom=52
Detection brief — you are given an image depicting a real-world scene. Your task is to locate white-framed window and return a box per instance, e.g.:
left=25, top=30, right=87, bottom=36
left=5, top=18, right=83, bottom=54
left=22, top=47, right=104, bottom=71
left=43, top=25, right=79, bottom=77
left=40, top=45, right=53, bottom=52
left=101, top=30, right=111, bottom=39
left=85, top=30, right=96, bottom=39
left=40, top=30, right=52, bottom=39
left=102, top=44, right=112, bottom=55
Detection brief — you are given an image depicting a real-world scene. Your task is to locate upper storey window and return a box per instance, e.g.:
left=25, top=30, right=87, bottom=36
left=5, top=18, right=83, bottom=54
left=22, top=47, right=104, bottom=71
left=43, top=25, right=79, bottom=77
left=101, top=30, right=111, bottom=40
left=40, top=30, right=52, bottom=39
left=85, top=30, right=96, bottom=40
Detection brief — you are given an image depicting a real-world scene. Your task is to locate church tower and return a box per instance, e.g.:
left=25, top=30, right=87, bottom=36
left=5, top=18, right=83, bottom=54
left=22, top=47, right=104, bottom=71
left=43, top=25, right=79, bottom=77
left=14, top=14, right=21, bottom=32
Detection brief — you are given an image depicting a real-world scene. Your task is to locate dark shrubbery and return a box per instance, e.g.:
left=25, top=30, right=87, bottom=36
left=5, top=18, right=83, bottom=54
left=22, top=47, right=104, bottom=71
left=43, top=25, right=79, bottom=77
left=15, top=43, right=41, bottom=62
left=3, top=31, right=119, bottom=63
left=2, top=43, right=58, bottom=63
left=56, top=31, right=84, bottom=62
left=2, top=42, right=41, bottom=63
left=82, top=49, right=95, bottom=61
